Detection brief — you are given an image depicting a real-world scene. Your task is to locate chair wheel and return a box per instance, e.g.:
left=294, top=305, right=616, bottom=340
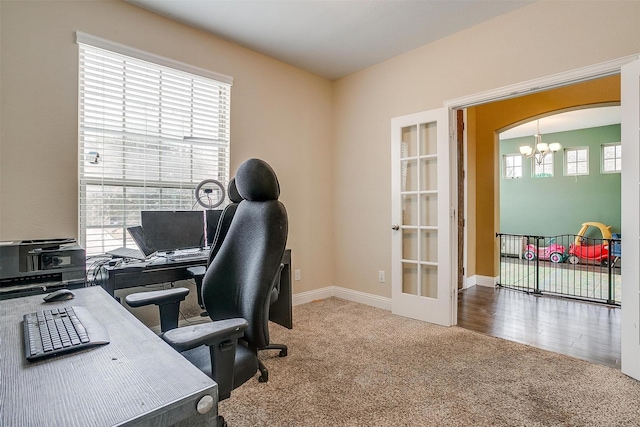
left=259, top=373, right=268, bottom=382
left=279, top=349, right=288, bottom=357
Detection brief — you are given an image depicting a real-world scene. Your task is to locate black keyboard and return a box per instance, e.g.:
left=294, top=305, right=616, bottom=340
left=23, top=306, right=110, bottom=361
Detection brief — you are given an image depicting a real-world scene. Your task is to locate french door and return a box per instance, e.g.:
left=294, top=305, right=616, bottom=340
left=391, top=108, right=454, bottom=326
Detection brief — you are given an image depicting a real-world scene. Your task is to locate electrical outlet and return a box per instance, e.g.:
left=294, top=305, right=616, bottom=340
left=294, top=269, right=301, bottom=281
left=378, top=270, right=385, bottom=283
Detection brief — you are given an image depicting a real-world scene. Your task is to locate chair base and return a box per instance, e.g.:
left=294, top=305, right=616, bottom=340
left=257, top=343, right=288, bottom=383
left=263, top=343, right=288, bottom=357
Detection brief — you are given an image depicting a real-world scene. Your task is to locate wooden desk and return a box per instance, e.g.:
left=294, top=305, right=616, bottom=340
left=0, top=286, right=219, bottom=426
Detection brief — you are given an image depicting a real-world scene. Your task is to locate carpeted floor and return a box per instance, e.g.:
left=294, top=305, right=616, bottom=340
left=219, top=297, right=640, bottom=426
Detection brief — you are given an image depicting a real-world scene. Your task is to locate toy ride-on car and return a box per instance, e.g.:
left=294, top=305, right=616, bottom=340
left=522, top=238, right=566, bottom=263
left=567, top=221, right=613, bottom=265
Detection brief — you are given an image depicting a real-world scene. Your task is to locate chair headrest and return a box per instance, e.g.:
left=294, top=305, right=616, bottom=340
left=236, top=158, right=280, bottom=201
left=227, top=178, right=243, bottom=203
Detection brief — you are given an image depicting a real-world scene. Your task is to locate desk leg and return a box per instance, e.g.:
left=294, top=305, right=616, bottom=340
left=194, top=276, right=204, bottom=309
left=269, top=250, right=293, bottom=329
left=96, top=266, right=117, bottom=298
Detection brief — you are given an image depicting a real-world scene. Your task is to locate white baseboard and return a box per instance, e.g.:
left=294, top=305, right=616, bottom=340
left=466, top=275, right=498, bottom=288
left=292, top=286, right=392, bottom=311
left=291, top=287, right=335, bottom=306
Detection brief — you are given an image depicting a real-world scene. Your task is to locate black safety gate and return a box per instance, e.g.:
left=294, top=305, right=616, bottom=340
left=497, top=233, right=621, bottom=305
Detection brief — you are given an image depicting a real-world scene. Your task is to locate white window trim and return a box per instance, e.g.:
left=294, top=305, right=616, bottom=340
left=503, top=153, right=522, bottom=179
left=533, top=152, right=554, bottom=178
left=75, top=32, right=233, bottom=85
left=602, top=142, right=622, bottom=174
left=77, top=34, right=232, bottom=255
left=564, top=146, right=590, bottom=176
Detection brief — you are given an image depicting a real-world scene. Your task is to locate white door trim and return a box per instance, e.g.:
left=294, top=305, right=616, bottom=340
left=621, top=58, right=640, bottom=380
left=441, top=53, right=640, bottom=380
left=444, top=55, right=638, bottom=110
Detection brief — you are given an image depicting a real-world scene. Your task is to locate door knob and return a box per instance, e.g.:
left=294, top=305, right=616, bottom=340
left=392, top=224, right=400, bottom=230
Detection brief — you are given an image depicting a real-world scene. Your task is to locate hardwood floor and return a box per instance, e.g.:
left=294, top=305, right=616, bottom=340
left=457, top=286, right=621, bottom=369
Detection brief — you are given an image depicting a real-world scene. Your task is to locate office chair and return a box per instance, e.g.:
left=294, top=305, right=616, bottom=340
left=215, top=178, right=288, bottom=370
left=125, top=158, right=288, bottom=423
left=188, top=178, right=243, bottom=311
left=188, top=178, right=289, bottom=370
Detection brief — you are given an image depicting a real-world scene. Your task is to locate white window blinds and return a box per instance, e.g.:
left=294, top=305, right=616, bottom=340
left=78, top=36, right=232, bottom=256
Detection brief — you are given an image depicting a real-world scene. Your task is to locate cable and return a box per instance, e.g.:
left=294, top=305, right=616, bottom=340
left=86, top=257, right=112, bottom=287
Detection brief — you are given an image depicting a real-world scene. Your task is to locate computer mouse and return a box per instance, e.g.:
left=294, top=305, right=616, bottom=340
left=43, top=289, right=75, bottom=302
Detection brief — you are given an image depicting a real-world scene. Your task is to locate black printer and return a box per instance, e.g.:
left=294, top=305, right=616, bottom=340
left=0, top=238, right=86, bottom=298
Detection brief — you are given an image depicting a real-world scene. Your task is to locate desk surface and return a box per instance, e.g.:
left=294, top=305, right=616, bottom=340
left=0, top=286, right=218, bottom=426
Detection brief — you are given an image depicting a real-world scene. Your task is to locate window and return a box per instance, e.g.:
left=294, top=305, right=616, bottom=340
left=533, top=153, right=554, bottom=177
left=77, top=33, right=232, bottom=256
left=565, top=147, right=589, bottom=176
left=602, top=143, right=622, bottom=173
left=503, top=154, right=522, bottom=179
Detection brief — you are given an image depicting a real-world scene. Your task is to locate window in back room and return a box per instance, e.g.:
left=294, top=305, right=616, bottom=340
left=77, top=34, right=232, bottom=256
left=602, top=143, right=622, bottom=173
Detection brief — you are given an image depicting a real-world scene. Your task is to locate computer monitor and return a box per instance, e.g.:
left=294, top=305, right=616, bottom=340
left=205, top=209, right=223, bottom=246
left=140, top=211, right=205, bottom=252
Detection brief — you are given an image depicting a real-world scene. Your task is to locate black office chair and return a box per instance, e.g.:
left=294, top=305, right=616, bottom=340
left=188, top=178, right=243, bottom=311
left=125, top=158, right=288, bottom=424
left=188, top=178, right=288, bottom=369
left=214, top=178, right=288, bottom=368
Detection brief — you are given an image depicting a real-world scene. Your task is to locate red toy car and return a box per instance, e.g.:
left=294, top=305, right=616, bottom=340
left=522, top=238, right=566, bottom=263
left=567, top=222, right=612, bottom=265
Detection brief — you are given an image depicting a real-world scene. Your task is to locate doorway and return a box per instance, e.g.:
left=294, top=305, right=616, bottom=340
left=497, top=106, right=622, bottom=304
left=454, top=74, right=623, bottom=366
left=459, top=74, right=621, bottom=289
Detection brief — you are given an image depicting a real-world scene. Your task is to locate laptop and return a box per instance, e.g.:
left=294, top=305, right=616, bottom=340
left=106, top=226, right=158, bottom=260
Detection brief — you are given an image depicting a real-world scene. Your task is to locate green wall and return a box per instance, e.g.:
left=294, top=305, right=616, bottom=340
left=499, top=124, right=621, bottom=237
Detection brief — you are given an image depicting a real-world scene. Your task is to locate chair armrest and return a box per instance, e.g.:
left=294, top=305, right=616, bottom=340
left=125, top=287, right=190, bottom=333
left=186, top=266, right=206, bottom=279
left=125, top=287, right=190, bottom=307
left=162, top=318, right=248, bottom=352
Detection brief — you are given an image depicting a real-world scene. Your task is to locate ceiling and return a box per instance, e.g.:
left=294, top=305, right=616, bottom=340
left=123, top=1, right=618, bottom=135
left=125, top=0, right=533, bottom=80
left=500, top=106, right=621, bottom=140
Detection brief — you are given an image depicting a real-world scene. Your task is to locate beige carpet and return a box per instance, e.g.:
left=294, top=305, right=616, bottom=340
left=219, top=297, right=640, bottom=426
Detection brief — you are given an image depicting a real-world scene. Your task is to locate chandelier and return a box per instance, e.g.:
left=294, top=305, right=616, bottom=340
left=519, top=120, right=561, bottom=164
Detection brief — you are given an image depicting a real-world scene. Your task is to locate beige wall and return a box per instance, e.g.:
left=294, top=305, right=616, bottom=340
left=0, top=1, right=333, bottom=295
left=332, top=1, right=640, bottom=296
left=2, top=1, right=640, bottom=307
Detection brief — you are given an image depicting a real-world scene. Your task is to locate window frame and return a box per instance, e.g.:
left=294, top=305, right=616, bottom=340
left=77, top=32, right=233, bottom=256
left=533, top=152, right=554, bottom=178
left=602, top=142, right=622, bottom=174
left=503, top=153, right=523, bottom=179
left=564, top=146, right=589, bottom=176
